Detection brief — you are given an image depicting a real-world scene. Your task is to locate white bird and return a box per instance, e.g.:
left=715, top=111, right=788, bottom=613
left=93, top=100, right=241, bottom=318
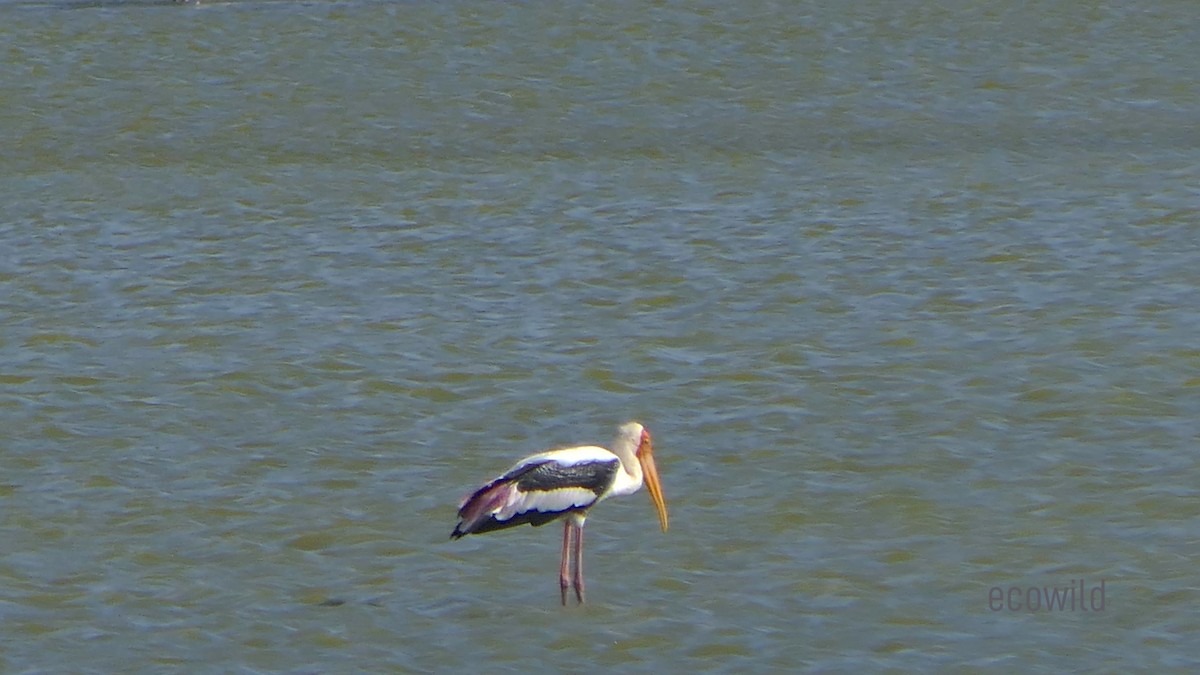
left=451, top=421, right=669, bottom=605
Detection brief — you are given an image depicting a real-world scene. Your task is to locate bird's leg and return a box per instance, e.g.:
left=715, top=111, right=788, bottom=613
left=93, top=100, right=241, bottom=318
left=572, top=522, right=585, bottom=604
left=559, top=519, right=572, bottom=606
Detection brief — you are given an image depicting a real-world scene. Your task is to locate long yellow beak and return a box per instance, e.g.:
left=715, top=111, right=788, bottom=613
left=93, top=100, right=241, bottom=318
left=639, top=439, right=669, bottom=533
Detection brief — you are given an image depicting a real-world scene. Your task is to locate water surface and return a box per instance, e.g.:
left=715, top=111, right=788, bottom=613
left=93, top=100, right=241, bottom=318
left=3, top=0, right=1199, bottom=671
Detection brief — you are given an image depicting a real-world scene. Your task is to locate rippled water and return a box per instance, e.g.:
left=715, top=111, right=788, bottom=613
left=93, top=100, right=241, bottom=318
left=3, top=0, right=1199, bottom=671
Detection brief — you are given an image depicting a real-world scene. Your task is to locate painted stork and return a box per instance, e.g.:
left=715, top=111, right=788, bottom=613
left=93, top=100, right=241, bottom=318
left=451, top=421, right=669, bottom=605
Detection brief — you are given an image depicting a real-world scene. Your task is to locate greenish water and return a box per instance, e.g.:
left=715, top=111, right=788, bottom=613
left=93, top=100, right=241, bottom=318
left=3, top=0, right=1199, bottom=671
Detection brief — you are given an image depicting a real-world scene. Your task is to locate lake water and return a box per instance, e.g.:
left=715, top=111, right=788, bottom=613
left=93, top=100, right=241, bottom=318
left=3, top=0, right=1199, bottom=671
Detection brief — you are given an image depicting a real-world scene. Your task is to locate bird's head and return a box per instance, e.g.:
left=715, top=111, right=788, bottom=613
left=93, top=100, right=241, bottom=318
left=624, top=421, right=668, bottom=534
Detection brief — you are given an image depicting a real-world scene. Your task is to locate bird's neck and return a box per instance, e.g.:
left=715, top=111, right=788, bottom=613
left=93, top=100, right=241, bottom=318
left=612, top=441, right=644, bottom=495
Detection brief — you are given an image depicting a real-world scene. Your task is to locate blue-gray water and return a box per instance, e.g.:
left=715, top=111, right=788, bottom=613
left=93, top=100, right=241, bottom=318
left=3, top=0, right=1199, bottom=671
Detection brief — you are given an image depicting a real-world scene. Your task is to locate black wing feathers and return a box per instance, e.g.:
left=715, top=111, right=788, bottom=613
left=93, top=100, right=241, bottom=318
left=516, top=460, right=618, bottom=495
left=452, top=459, right=620, bottom=537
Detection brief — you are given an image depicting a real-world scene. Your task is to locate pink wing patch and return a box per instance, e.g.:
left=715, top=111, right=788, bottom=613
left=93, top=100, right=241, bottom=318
left=455, top=481, right=517, bottom=534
